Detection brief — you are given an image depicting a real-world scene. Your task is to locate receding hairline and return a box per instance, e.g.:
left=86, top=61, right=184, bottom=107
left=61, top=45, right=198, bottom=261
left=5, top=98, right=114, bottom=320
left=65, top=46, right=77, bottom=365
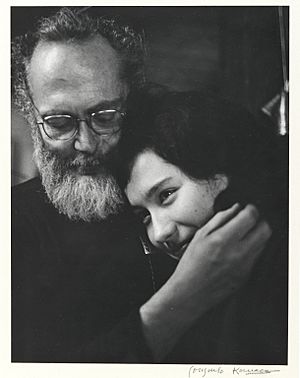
left=30, top=34, right=123, bottom=71
left=26, top=34, right=129, bottom=99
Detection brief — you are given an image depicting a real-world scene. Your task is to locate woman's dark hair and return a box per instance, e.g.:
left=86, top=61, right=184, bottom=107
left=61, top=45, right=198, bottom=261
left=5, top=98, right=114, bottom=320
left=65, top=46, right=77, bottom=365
left=120, top=85, right=288, bottom=228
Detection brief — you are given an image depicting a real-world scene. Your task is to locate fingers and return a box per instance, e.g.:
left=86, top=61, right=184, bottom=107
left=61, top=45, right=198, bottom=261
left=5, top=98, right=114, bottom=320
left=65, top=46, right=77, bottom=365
left=216, top=204, right=261, bottom=241
left=229, top=219, right=272, bottom=280
left=204, top=203, right=241, bottom=236
left=242, top=217, right=272, bottom=242
left=241, top=219, right=272, bottom=259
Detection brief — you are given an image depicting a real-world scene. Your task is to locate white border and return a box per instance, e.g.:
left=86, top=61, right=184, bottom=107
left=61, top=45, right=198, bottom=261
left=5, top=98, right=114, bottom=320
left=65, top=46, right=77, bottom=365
left=1, top=2, right=298, bottom=378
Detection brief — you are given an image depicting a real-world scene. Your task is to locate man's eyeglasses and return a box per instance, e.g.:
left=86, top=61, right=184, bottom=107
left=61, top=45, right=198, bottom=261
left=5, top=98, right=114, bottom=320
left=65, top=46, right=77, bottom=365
left=37, top=109, right=126, bottom=141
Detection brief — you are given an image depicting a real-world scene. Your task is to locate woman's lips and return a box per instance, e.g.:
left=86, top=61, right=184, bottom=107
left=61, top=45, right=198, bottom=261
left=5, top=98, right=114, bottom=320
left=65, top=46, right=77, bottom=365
left=164, top=240, right=191, bottom=260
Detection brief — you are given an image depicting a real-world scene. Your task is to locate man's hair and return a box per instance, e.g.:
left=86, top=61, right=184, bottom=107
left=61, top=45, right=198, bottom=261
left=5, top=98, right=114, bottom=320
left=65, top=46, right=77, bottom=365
left=11, top=7, right=145, bottom=120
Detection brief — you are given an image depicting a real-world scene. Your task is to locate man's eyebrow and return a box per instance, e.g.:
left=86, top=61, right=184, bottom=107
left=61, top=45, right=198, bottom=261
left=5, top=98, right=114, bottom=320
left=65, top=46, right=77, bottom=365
left=145, top=177, right=172, bottom=199
left=86, top=98, right=124, bottom=113
left=38, top=98, right=125, bottom=116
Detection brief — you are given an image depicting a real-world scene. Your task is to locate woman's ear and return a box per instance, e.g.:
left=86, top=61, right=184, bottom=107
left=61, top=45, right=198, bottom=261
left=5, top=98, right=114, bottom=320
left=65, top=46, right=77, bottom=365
left=211, top=174, right=229, bottom=198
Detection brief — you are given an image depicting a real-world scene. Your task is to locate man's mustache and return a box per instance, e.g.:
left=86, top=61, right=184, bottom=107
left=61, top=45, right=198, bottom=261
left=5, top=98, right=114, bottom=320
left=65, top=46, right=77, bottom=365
left=47, top=151, right=107, bottom=172
left=69, top=155, right=104, bottom=168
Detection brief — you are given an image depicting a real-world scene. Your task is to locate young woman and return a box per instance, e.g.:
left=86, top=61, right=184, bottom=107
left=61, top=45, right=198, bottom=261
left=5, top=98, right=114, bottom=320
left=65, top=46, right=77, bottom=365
left=119, top=87, right=288, bottom=363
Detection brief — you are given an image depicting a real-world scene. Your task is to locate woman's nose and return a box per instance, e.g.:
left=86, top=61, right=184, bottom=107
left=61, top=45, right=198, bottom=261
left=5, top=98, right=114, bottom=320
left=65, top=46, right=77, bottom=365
left=151, top=214, right=176, bottom=245
left=73, top=120, right=97, bottom=154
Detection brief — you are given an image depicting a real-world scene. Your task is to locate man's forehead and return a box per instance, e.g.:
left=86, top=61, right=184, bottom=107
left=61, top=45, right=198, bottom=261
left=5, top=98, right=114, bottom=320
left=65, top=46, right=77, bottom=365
left=30, top=36, right=121, bottom=81
left=28, top=36, right=128, bottom=111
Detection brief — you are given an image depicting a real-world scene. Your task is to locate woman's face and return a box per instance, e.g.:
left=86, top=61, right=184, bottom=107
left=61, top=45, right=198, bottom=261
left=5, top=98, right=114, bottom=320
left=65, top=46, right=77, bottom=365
left=125, top=150, right=228, bottom=258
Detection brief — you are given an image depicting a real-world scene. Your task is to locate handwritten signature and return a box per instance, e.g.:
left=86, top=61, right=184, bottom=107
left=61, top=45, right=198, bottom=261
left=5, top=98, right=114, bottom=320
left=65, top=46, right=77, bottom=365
left=232, top=367, right=281, bottom=375
left=189, top=366, right=280, bottom=377
left=189, top=366, right=224, bottom=378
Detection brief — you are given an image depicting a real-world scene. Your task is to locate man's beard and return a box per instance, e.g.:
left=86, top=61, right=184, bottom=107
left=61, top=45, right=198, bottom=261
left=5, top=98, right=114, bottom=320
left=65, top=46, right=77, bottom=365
left=33, top=133, right=125, bottom=222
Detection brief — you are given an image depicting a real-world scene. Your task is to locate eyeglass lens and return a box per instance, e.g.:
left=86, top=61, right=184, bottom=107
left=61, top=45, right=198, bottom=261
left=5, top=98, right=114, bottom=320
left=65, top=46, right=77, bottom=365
left=42, top=110, right=123, bottom=140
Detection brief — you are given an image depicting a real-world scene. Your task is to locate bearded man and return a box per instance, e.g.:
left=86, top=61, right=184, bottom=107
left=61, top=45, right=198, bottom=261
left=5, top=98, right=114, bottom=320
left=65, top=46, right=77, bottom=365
left=12, top=7, right=271, bottom=363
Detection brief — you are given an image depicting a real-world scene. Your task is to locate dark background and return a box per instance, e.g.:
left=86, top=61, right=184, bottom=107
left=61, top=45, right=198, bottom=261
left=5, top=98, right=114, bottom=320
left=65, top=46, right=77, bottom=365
left=11, top=6, right=289, bottom=185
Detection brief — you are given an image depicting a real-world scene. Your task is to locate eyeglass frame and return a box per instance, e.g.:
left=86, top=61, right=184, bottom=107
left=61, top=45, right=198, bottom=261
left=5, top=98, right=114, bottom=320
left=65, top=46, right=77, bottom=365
left=36, top=109, right=126, bottom=141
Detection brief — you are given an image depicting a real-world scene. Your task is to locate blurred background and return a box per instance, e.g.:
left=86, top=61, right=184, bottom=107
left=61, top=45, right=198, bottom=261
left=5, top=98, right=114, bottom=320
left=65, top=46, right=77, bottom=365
left=11, top=6, right=289, bottom=185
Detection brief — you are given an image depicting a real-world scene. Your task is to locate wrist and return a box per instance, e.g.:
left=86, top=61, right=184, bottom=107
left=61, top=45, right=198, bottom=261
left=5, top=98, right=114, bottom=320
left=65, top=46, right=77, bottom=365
left=139, top=277, right=204, bottom=361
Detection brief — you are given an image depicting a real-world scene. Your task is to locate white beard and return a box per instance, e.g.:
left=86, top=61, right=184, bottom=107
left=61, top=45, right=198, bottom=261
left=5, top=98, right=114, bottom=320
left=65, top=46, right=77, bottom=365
left=33, top=134, right=125, bottom=222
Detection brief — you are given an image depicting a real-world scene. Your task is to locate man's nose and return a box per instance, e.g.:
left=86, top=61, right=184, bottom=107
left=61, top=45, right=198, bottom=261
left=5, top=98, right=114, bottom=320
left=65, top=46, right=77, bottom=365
left=73, top=120, right=97, bottom=154
left=152, top=214, right=176, bottom=245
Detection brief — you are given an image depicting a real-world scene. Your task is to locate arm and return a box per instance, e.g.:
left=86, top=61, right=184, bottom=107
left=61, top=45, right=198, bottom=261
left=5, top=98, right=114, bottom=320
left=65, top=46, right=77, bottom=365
left=12, top=185, right=270, bottom=362
left=140, top=204, right=272, bottom=361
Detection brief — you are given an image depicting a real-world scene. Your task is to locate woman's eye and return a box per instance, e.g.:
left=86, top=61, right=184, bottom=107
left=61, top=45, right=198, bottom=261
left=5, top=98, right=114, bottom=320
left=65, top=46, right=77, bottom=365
left=159, top=189, right=176, bottom=204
